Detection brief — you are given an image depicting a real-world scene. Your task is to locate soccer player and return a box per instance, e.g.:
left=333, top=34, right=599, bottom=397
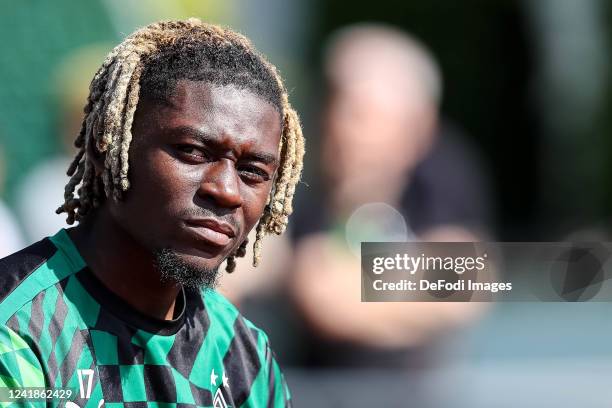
left=0, top=19, right=304, bottom=407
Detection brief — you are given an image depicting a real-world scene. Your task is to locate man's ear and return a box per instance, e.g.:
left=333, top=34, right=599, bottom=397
left=86, top=138, right=106, bottom=177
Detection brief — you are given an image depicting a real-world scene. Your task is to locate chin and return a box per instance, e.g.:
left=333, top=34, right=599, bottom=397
left=178, top=251, right=225, bottom=271
left=153, top=248, right=222, bottom=289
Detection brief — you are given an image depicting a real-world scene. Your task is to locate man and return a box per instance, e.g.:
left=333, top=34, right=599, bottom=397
left=291, top=23, right=484, bottom=365
left=0, top=19, right=304, bottom=407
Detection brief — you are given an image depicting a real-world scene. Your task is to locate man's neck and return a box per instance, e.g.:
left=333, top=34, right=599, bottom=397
left=67, top=208, right=182, bottom=321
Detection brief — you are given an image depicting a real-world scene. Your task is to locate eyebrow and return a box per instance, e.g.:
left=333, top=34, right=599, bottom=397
left=167, top=125, right=279, bottom=166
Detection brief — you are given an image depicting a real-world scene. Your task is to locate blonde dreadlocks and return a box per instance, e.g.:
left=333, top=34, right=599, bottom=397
left=56, top=18, right=305, bottom=272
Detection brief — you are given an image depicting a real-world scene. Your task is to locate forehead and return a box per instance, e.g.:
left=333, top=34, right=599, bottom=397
left=139, top=80, right=282, bottom=152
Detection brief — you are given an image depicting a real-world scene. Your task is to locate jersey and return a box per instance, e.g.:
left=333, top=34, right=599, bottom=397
left=0, top=229, right=292, bottom=407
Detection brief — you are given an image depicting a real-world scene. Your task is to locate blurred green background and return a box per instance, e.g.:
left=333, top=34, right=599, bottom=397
left=2, top=0, right=612, bottom=241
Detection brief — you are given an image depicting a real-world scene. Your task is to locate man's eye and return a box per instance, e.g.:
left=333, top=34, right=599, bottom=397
left=239, top=165, right=270, bottom=183
left=175, top=145, right=208, bottom=161
left=177, top=145, right=199, bottom=155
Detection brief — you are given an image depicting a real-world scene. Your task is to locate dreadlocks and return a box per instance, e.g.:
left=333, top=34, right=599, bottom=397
left=56, top=18, right=305, bottom=272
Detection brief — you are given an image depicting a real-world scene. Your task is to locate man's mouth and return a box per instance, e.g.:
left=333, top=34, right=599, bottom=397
left=184, top=218, right=236, bottom=247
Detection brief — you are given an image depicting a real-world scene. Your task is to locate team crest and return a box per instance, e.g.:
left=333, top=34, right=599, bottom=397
left=211, top=368, right=230, bottom=408
left=213, top=387, right=228, bottom=408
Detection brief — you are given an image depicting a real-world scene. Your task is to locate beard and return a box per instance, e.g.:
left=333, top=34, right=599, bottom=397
left=153, top=248, right=220, bottom=289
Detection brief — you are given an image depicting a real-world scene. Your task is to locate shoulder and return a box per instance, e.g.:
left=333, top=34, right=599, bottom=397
left=0, top=231, right=80, bottom=325
left=0, top=237, right=57, bottom=280
left=201, top=288, right=272, bottom=352
left=0, top=238, right=58, bottom=314
left=199, top=289, right=292, bottom=406
left=202, top=289, right=268, bottom=336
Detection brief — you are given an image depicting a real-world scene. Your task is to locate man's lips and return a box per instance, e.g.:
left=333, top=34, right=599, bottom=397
left=184, top=218, right=236, bottom=247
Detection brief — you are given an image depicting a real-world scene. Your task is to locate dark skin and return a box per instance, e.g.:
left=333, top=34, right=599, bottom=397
left=69, top=81, right=282, bottom=320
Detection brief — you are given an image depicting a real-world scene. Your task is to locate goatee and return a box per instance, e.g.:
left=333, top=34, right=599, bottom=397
left=153, top=248, right=220, bottom=289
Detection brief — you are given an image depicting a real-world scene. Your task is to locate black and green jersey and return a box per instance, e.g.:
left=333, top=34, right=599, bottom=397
left=0, top=229, right=291, bottom=407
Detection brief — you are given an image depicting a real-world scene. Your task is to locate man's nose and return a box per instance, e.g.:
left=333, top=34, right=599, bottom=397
left=197, top=159, right=243, bottom=208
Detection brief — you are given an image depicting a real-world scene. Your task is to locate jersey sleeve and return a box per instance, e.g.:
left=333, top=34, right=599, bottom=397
left=265, top=346, right=292, bottom=408
left=240, top=317, right=292, bottom=408
left=0, top=325, right=46, bottom=407
left=260, top=335, right=292, bottom=408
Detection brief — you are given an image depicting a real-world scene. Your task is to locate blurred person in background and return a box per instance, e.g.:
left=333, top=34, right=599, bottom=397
left=0, top=145, right=25, bottom=256
left=290, top=23, right=490, bottom=369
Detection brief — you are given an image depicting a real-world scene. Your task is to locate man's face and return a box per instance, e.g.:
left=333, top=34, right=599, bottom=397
left=106, top=80, right=281, bottom=279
